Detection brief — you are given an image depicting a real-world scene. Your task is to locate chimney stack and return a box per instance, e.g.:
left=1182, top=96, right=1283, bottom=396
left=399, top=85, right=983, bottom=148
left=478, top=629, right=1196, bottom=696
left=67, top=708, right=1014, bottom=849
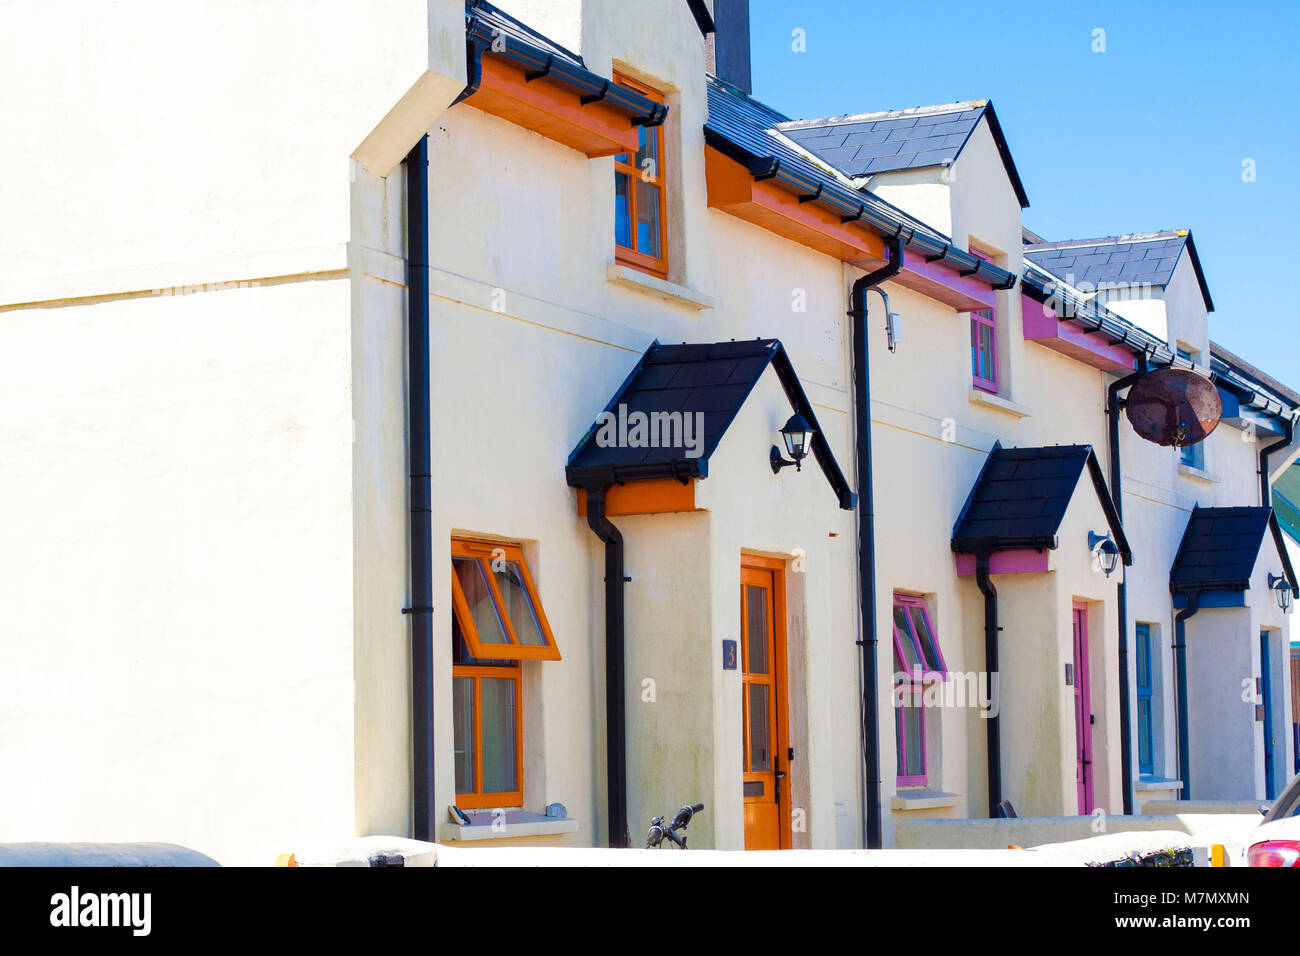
left=707, top=0, right=751, bottom=94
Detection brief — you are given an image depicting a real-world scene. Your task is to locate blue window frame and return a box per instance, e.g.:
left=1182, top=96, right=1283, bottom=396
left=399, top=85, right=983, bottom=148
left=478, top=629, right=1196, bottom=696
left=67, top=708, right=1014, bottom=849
left=1135, top=623, right=1154, bottom=775
left=1176, top=350, right=1202, bottom=468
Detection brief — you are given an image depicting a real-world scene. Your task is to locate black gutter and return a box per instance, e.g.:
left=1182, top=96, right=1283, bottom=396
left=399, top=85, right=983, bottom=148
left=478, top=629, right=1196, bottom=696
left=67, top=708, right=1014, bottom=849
left=974, top=552, right=1001, bottom=815
left=1107, top=367, right=1143, bottom=816
left=1260, top=417, right=1295, bottom=508
left=848, top=232, right=904, bottom=849
left=464, top=9, right=665, bottom=126
left=403, top=136, right=436, bottom=842
left=700, top=122, right=1017, bottom=293
left=580, top=483, right=628, bottom=848
left=1173, top=593, right=1199, bottom=800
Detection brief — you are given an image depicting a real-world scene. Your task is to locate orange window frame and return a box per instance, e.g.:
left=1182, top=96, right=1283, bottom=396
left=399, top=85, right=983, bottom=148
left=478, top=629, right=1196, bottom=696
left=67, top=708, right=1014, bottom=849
left=453, top=662, right=524, bottom=810
left=450, top=537, right=561, bottom=661
left=613, top=71, right=668, bottom=278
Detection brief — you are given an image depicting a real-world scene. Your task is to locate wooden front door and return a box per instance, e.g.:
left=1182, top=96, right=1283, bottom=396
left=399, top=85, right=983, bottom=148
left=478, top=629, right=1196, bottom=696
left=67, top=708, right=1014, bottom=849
left=1072, top=604, right=1094, bottom=814
left=741, top=558, right=790, bottom=849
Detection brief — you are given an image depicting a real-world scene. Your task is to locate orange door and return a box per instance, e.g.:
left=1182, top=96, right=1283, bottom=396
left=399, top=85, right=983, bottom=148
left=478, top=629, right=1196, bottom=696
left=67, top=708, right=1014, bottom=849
left=741, top=559, right=790, bottom=849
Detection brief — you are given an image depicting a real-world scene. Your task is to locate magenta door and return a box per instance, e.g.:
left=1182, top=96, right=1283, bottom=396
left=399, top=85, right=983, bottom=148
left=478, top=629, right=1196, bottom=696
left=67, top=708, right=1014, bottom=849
left=1072, top=604, right=1093, bottom=813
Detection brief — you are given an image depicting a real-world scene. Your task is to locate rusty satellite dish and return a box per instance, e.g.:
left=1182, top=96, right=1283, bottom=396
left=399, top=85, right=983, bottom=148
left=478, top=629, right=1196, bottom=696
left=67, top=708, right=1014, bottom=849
left=1125, top=367, right=1223, bottom=447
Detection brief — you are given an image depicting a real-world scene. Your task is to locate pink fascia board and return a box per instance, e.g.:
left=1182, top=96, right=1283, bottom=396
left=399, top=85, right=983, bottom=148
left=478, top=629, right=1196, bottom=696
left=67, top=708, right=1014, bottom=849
left=1021, top=294, right=1137, bottom=373
left=954, top=549, right=1050, bottom=577
left=894, top=248, right=998, bottom=312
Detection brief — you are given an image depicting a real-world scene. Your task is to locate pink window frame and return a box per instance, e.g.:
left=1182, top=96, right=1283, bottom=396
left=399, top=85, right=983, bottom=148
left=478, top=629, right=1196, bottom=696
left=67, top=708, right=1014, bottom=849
left=892, top=593, right=948, bottom=681
left=969, top=248, right=998, bottom=393
left=895, top=680, right=927, bottom=787
left=892, top=593, right=947, bottom=787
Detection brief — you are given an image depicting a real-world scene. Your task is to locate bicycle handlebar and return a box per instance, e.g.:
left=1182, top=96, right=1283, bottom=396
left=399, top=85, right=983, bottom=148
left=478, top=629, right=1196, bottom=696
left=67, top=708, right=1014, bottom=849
left=647, top=802, right=705, bottom=848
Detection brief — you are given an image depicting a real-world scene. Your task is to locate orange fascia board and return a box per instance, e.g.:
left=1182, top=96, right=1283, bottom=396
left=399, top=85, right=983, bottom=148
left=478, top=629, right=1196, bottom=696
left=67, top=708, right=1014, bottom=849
left=705, top=146, right=887, bottom=269
left=464, top=56, right=640, bottom=157
left=576, top=478, right=698, bottom=517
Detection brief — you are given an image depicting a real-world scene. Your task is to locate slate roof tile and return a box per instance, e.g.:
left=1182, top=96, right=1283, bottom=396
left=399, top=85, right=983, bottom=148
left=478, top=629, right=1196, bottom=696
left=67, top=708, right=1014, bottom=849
left=1169, top=506, right=1277, bottom=592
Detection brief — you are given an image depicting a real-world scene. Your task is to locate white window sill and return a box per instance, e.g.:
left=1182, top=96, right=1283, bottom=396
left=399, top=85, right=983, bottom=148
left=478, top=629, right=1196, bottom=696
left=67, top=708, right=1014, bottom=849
left=606, top=263, right=714, bottom=310
left=1136, top=775, right=1184, bottom=792
left=1178, top=463, right=1217, bottom=483
left=438, top=810, right=581, bottom=843
left=890, top=789, right=962, bottom=811
left=968, top=388, right=1031, bottom=418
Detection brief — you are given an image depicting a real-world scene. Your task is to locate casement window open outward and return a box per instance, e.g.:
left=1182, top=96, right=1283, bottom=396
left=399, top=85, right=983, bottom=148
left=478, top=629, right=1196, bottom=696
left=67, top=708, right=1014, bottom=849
left=451, top=537, right=560, bottom=810
left=892, top=593, right=947, bottom=787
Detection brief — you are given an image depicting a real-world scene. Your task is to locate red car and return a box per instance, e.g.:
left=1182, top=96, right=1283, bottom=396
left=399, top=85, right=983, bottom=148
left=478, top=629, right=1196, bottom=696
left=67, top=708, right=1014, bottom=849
left=1248, top=771, right=1300, bottom=866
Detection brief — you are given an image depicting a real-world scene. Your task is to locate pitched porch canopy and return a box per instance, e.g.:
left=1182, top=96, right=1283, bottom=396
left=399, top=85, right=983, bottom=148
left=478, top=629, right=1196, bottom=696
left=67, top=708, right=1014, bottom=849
left=950, top=443, right=1132, bottom=574
left=461, top=1, right=666, bottom=157
left=566, top=338, right=856, bottom=514
left=1170, top=506, right=1299, bottom=608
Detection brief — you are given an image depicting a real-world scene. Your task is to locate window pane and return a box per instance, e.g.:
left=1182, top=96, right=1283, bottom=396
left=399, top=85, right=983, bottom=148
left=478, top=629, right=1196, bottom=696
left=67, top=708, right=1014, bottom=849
left=896, top=691, right=923, bottom=777
left=615, top=170, right=632, bottom=248
left=453, top=557, right=510, bottom=646
left=492, top=560, right=548, bottom=646
left=909, top=605, right=942, bottom=672
left=635, top=179, right=662, bottom=257
left=746, top=584, right=768, bottom=674
left=1136, top=627, right=1151, bottom=687
left=453, top=676, right=475, bottom=794
left=748, top=683, right=770, bottom=771
left=979, top=324, right=995, bottom=380
left=893, top=605, right=922, bottom=673
left=1137, top=699, right=1153, bottom=772
left=635, top=124, right=658, bottom=174
left=480, top=677, right=517, bottom=794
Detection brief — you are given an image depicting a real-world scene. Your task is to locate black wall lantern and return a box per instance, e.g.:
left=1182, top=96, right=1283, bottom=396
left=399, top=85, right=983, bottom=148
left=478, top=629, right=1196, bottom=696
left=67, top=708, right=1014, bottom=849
left=770, top=413, right=815, bottom=473
left=1088, top=530, right=1121, bottom=578
left=1268, top=573, right=1293, bottom=612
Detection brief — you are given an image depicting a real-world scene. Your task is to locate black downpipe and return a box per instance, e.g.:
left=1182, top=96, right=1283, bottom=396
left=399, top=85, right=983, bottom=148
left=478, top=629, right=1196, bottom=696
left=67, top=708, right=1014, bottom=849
left=1174, top=594, right=1199, bottom=799
left=1259, top=418, right=1294, bottom=507
left=404, top=135, right=436, bottom=842
left=849, top=233, right=903, bottom=849
left=582, top=484, right=628, bottom=848
left=975, top=553, right=1001, bottom=815
left=1106, top=368, right=1142, bottom=815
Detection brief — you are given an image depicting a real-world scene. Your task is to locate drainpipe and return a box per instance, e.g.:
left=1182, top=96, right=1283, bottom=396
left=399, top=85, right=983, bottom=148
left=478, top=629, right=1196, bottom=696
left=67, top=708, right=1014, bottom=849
left=1173, top=593, right=1199, bottom=800
left=1259, top=417, right=1294, bottom=508
left=848, top=232, right=903, bottom=849
left=581, top=483, right=629, bottom=848
left=1106, top=366, right=1142, bottom=816
left=974, top=553, right=1002, bottom=815
left=403, top=135, right=436, bottom=842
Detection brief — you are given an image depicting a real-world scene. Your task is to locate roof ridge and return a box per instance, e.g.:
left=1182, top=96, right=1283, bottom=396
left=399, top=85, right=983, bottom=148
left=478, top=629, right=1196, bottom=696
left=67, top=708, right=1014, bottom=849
left=1024, top=230, right=1188, bottom=251
left=777, top=100, right=987, bottom=129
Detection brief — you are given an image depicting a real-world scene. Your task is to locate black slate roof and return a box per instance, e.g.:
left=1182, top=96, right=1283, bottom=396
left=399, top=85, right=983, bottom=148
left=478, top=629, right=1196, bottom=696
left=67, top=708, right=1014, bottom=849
left=703, top=76, right=1017, bottom=289
left=778, top=101, right=1029, bottom=208
left=702, top=77, right=952, bottom=241
left=1023, top=230, right=1213, bottom=311
left=566, top=339, right=855, bottom=509
left=1169, top=506, right=1290, bottom=593
left=951, top=444, right=1131, bottom=559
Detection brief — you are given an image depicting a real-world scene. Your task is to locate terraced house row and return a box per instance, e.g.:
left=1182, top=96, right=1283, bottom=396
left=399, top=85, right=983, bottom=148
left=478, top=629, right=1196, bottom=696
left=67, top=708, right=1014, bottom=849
left=3, top=0, right=1296, bottom=862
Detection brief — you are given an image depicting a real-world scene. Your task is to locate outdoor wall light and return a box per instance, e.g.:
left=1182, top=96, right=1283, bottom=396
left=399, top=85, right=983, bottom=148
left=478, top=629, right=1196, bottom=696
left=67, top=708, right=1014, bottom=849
left=770, top=413, right=815, bottom=473
left=1268, top=573, right=1293, bottom=612
left=1088, top=530, right=1121, bottom=578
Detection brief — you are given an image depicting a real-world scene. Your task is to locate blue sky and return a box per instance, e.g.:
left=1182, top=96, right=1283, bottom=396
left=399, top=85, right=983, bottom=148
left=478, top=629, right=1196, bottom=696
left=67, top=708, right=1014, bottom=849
left=750, top=0, right=1300, bottom=386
